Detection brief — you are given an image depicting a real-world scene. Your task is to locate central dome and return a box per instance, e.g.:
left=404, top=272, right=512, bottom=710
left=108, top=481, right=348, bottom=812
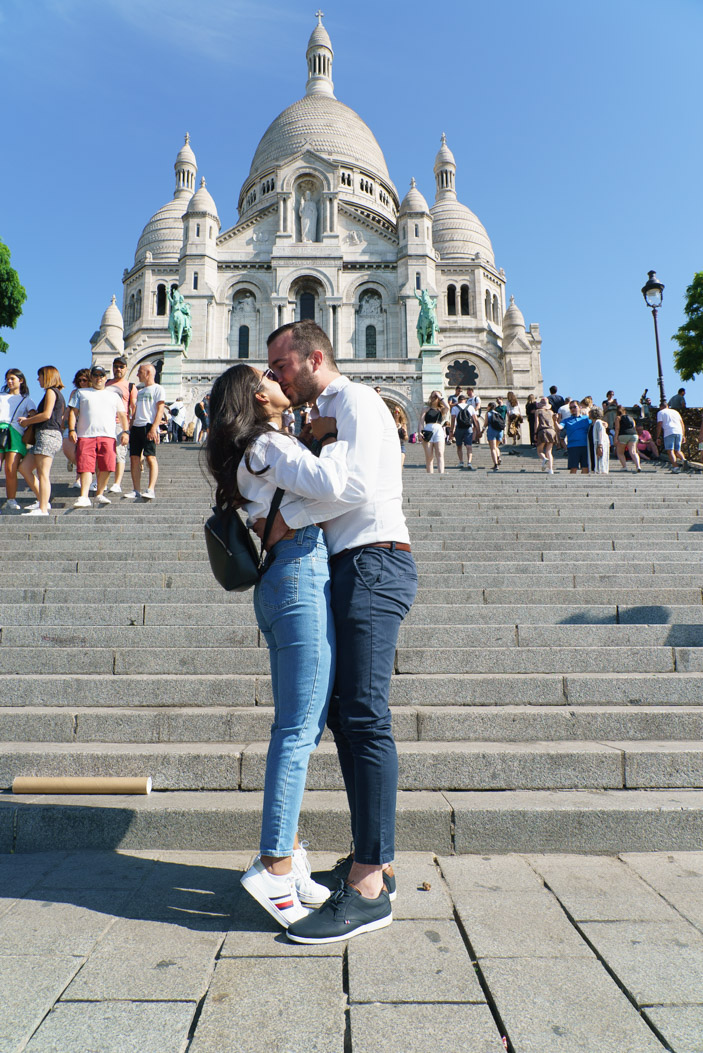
left=248, top=94, right=392, bottom=185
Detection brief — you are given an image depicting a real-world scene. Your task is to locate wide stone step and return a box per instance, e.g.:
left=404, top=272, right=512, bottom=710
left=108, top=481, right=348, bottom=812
left=1, top=644, right=698, bottom=674
left=2, top=739, right=702, bottom=791
left=2, top=788, right=703, bottom=854
left=3, top=704, right=701, bottom=744
left=3, top=671, right=703, bottom=707
left=6, top=623, right=701, bottom=650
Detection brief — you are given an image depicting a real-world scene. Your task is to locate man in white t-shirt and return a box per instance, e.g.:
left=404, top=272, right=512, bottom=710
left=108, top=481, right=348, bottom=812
left=656, top=401, right=685, bottom=472
left=67, top=366, right=129, bottom=508
left=125, top=362, right=166, bottom=500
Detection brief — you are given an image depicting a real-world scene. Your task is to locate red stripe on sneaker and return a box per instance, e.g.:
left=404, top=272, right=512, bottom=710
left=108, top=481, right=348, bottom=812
left=274, top=899, right=294, bottom=910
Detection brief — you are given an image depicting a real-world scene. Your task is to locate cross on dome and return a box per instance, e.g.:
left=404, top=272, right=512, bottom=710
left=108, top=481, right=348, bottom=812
left=315, top=9, right=324, bottom=23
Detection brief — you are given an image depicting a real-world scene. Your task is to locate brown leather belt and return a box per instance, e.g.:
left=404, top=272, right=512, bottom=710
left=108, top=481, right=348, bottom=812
left=329, top=541, right=412, bottom=566
left=264, top=529, right=295, bottom=552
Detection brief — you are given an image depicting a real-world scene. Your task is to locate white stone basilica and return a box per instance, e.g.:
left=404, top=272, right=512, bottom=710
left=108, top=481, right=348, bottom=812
left=90, top=13, right=542, bottom=423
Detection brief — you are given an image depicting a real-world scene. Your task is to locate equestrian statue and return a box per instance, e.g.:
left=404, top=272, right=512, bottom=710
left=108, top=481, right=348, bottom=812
left=414, top=288, right=440, bottom=348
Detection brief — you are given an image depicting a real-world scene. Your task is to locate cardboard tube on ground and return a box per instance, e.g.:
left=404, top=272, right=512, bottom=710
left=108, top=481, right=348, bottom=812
left=11, top=776, right=152, bottom=795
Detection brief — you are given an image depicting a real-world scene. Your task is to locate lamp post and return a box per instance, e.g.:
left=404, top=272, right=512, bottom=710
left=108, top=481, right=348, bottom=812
left=641, top=270, right=666, bottom=406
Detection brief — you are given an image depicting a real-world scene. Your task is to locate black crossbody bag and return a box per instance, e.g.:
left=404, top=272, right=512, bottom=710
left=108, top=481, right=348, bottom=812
left=204, top=487, right=285, bottom=592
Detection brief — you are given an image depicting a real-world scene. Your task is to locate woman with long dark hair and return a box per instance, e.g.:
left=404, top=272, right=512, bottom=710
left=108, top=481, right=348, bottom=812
left=0, top=368, right=35, bottom=512
left=206, top=362, right=348, bottom=928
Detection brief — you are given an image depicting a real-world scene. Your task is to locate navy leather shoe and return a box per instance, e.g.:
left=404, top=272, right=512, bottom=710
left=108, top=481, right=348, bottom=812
left=286, top=882, right=392, bottom=944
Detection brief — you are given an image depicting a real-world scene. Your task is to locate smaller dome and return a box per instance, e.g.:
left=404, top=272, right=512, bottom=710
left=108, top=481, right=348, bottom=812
left=186, top=177, right=218, bottom=217
left=100, top=295, right=123, bottom=330
left=434, top=132, right=455, bottom=171
left=399, top=178, right=429, bottom=215
left=502, top=295, right=525, bottom=332
left=430, top=198, right=494, bottom=265
left=176, top=132, right=196, bottom=167
left=135, top=198, right=187, bottom=263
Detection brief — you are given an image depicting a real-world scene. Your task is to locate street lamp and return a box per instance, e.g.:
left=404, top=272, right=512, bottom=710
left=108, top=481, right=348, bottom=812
left=641, top=270, right=666, bottom=406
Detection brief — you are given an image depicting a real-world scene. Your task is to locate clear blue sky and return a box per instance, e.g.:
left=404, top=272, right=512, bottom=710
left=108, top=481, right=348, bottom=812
left=2, top=0, right=702, bottom=407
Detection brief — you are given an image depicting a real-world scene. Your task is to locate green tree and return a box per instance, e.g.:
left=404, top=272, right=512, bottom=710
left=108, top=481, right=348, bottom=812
left=0, top=239, right=27, bottom=354
left=672, top=271, right=703, bottom=381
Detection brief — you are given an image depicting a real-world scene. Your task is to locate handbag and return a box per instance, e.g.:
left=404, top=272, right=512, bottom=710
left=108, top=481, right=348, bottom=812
left=204, top=487, right=284, bottom=592
left=421, top=428, right=433, bottom=442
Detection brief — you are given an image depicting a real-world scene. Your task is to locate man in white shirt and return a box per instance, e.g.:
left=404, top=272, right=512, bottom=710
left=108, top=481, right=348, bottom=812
left=67, top=366, right=129, bottom=508
left=125, top=362, right=166, bottom=500
left=656, top=401, right=686, bottom=472
left=263, top=320, right=418, bottom=945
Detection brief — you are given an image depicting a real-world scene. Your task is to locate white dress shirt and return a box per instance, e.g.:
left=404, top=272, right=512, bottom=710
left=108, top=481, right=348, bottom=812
left=237, top=428, right=349, bottom=525
left=282, top=376, right=410, bottom=556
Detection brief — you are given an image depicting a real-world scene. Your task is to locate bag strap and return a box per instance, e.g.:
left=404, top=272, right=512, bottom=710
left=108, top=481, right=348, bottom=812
left=257, top=487, right=285, bottom=570
left=8, top=396, right=29, bottom=425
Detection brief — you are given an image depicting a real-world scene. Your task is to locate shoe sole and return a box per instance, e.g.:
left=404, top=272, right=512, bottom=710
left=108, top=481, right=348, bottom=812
left=286, top=911, right=393, bottom=945
left=240, top=872, right=305, bottom=930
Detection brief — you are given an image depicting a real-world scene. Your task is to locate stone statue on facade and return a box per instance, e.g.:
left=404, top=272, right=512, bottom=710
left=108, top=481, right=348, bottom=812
left=168, top=287, right=192, bottom=356
left=414, top=288, right=440, bottom=347
left=299, top=191, right=318, bottom=242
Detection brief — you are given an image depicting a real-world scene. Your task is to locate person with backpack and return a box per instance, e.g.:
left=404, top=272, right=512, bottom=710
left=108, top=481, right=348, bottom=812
left=484, top=401, right=505, bottom=471
left=450, top=394, right=478, bottom=469
left=614, top=405, right=641, bottom=472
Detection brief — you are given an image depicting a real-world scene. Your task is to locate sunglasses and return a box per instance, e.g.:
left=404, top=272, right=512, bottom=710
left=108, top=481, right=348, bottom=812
left=255, top=368, right=277, bottom=393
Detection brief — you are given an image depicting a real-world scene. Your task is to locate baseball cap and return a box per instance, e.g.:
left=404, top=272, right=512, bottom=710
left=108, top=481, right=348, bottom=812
left=113, top=356, right=128, bottom=366
left=90, top=365, right=108, bottom=376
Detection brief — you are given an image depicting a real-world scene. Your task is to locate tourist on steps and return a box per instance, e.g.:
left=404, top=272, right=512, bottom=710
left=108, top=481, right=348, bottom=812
left=17, top=365, right=66, bottom=515
left=206, top=359, right=349, bottom=929
left=261, top=319, right=417, bottom=946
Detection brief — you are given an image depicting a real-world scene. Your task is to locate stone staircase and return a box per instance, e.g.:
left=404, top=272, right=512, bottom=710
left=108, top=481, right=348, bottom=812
left=1, top=441, right=703, bottom=854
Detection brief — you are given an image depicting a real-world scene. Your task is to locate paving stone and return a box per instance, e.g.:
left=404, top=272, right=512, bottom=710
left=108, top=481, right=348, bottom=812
left=349, top=1003, right=505, bottom=1053
left=188, top=957, right=345, bottom=1053
left=579, top=919, right=703, bottom=1005
left=347, top=920, right=484, bottom=1003
left=0, top=954, right=85, bottom=1053
left=63, top=918, right=223, bottom=1000
left=0, top=890, right=128, bottom=955
left=480, top=957, right=665, bottom=1053
left=385, top=853, right=454, bottom=920
left=454, top=887, right=592, bottom=959
left=527, top=854, right=677, bottom=921
left=621, top=852, right=703, bottom=929
left=23, top=1000, right=195, bottom=1053
left=643, top=1006, right=703, bottom=1053
left=437, top=854, right=546, bottom=893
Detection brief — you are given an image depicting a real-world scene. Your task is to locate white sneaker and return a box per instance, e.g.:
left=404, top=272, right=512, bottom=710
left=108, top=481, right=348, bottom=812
left=22, top=508, right=49, bottom=516
left=548, top=468, right=554, bottom=474
left=95, top=494, right=111, bottom=505
left=108, top=484, right=122, bottom=494
left=540, top=456, right=547, bottom=471
left=140, top=489, right=155, bottom=500
left=25, top=501, right=51, bottom=511
left=240, top=858, right=310, bottom=928
left=122, top=490, right=139, bottom=500
left=2, top=499, right=21, bottom=511
left=89, top=480, right=97, bottom=492
left=73, top=496, right=91, bottom=508
left=70, top=479, right=81, bottom=489
left=291, top=844, right=331, bottom=907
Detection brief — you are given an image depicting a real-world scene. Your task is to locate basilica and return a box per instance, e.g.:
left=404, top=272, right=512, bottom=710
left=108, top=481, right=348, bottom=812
left=90, top=14, right=542, bottom=423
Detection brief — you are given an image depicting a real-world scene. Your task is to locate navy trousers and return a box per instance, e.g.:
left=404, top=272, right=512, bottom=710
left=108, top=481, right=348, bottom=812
left=327, top=545, right=418, bottom=864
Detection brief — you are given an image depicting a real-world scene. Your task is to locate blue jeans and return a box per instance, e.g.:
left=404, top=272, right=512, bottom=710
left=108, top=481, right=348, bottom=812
left=254, top=526, right=335, bottom=857
left=327, top=545, right=418, bottom=865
